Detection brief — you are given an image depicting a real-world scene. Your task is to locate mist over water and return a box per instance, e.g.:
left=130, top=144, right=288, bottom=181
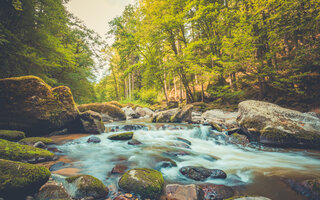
left=54, top=122, right=320, bottom=191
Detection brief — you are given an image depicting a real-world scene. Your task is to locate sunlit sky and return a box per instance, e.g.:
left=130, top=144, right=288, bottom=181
left=66, top=0, right=135, bottom=80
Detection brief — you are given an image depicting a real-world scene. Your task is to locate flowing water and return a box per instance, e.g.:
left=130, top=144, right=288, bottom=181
left=52, top=122, right=320, bottom=199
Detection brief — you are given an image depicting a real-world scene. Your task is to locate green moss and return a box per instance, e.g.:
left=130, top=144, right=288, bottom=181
left=108, top=132, right=134, bottom=140
left=0, top=130, right=25, bottom=141
left=19, top=137, right=53, bottom=145
left=118, top=168, right=164, bottom=199
left=66, top=175, right=108, bottom=199
left=108, top=101, right=125, bottom=108
left=0, top=159, right=50, bottom=199
left=0, top=139, right=55, bottom=162
left=78, top=103, right=126, bottom=120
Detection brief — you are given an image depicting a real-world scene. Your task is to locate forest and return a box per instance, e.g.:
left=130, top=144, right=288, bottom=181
left=1, top=0, right=320, bottom=110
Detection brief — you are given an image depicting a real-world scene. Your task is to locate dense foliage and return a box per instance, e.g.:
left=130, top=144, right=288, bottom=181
left=98, top=0, right=320, bottom=110
left=0, top=0, right=103, bottom=103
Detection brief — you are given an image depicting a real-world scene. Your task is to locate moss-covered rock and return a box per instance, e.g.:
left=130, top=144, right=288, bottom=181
left=78, top=102, right=126, bottom=122
left=79, top=110, right=105, bottom=134
left=0, top=76, right=79, bottom=136
left=237, top=100, right=320, bottom=148
left=118, top=168, right=164, bottom=199
left=0, top=139, right=55, bottom=163
left=66, top=175, right=109, bottom=199
left=152, top=105, right=193, bottom=123
left=0, top=159, right=51, bottom=199
left=0, top=130, right=25, bottom=141
left=108, top=132, right=134, bottom=140
left=19, top=137, right=53, bottom=145
left=108, top=101, right=125, bottom=108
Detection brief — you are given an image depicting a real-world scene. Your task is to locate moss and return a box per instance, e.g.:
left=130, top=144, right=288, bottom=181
left=66, top=175, right=108, bottom=199
left=78, top=103, right=126, bottom=120
left=0, top=130, right=25, bottom=141
left=19, top=137, right=53, bottom=145
left=108, top=132, right=134, bottom=140
left=118, top=168, right=164, bottom=199
left=0, top=139, right=55, bottom=163
left=0, top=159, right=50, bottom=199
left=108, top=101, right=125, bottom=108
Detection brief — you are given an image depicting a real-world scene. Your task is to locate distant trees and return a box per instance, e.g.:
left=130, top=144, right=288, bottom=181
left=0, top=0, right=103, bottom=103
left=98, top=0, right=320, bottom=108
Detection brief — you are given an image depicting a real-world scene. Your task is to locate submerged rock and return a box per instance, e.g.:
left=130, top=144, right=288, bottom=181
left=179, top=166, right=227, bottom=181
left=0, top=139, right=55, bottom=163
left=285, top=178, right=320, bottom=200
left=237, top=100, right=320, bottom=148
left=78, top=102, right=126, bottom=122
left=111, top=164, right=128, bottom=174
left=49, top=162, right=71, bottom=172
left=0, top=76, right=79, bottom=136
left=118, top=168, right=164, bottom=199
left=176, top=137, right=192, bottom=145
left=36, top=180, right=71, bottom=200
left=87, top=136, right=101, bottom=143
left=0, top=159, right=51, bottom=199
left=199, top=184, right=234, bottom=200
left=108, top=132, right=133, bottom=140
left=128, top=139, right=142, bottom=145
left=0, top=130, right=25, bottom=142
left=166, top=184, right=204, bottom=200
left=65, top=175, right=109, bottom=200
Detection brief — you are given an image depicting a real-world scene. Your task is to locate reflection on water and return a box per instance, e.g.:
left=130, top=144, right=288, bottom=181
left=53, top=122, right=320, bottom=200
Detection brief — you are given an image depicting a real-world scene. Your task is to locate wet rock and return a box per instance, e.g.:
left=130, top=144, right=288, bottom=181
left=128, top=139, right=142, bottom=145
left=66, top=175, right=109, bottom=199
left=163, top=150, right=191, bottom=157
left=77, top=110, right=105, bottom=134
left=0, top=76, right=79, bottom=136
left=33, top=141, right=46, bottom=149
left=152, top=105, right=193, bottom=123
left=122, top=106, right=140, bottom=119
left=166, top=184, right=204, bottom=200
left=201, top=109, right=239, bottom=130
left=0, top=139, right=55, bottom=163
left=108, top=132, right=133, bottom=140
left=49, top=162, right=71, bottom=171
left=228, top=133, right=250, bottom=146
left=36, top=180, right=70, bottom=200
left=0, top=130, right=25, bottom=142
left=87, top=136, right=101, bottom=143
left=237, top=100, right=320, bottom=148
left=111, top=164, right=128, bottom=174
left=176, top=137, right=192, bottom=145
left=118, top=168, right=164, bottom=199
left=199, top=184, right=234, bottom=200
left=0, top=159, right=50, bottom=199
left=168, top=141, right=191, bottom=149
left=179, top=166, right=227, bottom=181
left=135, top=107, right=154, bottom=118
left=285, top=178, right=320, bottom=200
left=122, top=124, right=147, bottom=131
left=78, top=102, right=126, bottom=122
left=231, top=197, right=271, bottom=200
left=156, top=160, right=177, bottom=170
left=47, top=147, right=62, bottom=153
left=152, top=108, right=179, bottom=123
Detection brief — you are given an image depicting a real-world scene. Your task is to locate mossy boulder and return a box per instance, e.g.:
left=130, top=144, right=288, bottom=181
left=76, top=110, right=105, bottom=134
left=152, top=105, right=193, bottom=123
left=108, top=101, right=125, bottom=108
left=65, top=175, right=109, bottom=199
left=118, top=168, right=164, bottom=199
left=0, top=139, right=55, bottom=163
left=108, top=132, right=133, bottom=140
left=237, top=100, right=320, bottom=148
left=78, top=102, right=126, bottom=122
left=0, top=130, right=25, bottom=141
left=0, top=76, right=79, bottom=136
left=19, top=137, right=53, bottom=145
left=0, top=159, right=51, bottom=199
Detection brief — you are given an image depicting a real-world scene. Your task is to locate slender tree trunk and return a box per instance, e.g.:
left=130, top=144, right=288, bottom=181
left=201, top=82, right=204, bottom=102
left=174, top=76, right=177, bottom=101
left=112, top=71, right=119, bottom=100
left=179, top=77, right=182, bottom=103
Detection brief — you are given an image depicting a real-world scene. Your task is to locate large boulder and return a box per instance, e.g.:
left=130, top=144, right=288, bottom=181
left=78, top=103, right=126, bottom=122
left=0, top=76, right=79, bottom=136
left=237, top=100, right=320, bottom=148
left=135, top=107, right=155, bottom=118
left=285, top=178, right=320, bottom=200
left=201, top=109, right=238, bottom=130
left=65, top=175, right=109, bottom=200
left=118, top=168, right=164, bottom=199
left=121, top=106, right=140, bottom=119
left=0, top=159, right=51, bottom=199
left=152, top=105, right=193, bottom=123
left=78, top=111, right=105, bottom=134
left=0, top=139, right=55, bottom=163
left=166, top=184, right=204, bottom=200
left=0, top=130, right=25, bottom=141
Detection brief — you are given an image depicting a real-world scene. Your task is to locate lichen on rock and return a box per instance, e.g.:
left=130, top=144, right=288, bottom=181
left=0, top=139, right=55, bottom=163
left=0, top=159, right=51, bottom=199
left=118, top=168, right=164, bottom=199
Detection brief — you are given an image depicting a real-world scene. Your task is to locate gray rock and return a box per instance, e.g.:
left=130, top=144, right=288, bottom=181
left=121, top=106, right=140, bottom=119
left=201, top=109, right=238, bottom=130
left=152, top=105, right=193, bottom=123
left=179, top=166, right=227, bottom=181
left=79, top=111, right=105, bottom=134
left=166, top=184, right=204, bottom=200
left=87, top=136, right=101, bottom=143
left=135, top=107, right=155, bottom=118
left=33, top=141, right=46, bottom=149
